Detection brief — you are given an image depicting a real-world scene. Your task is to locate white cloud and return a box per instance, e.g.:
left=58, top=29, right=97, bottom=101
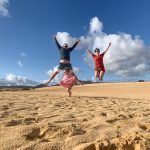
left=0, top=73, right=40, bottom=86
left=45, top=66, right=80, bottom=85
left=90, top=16, right=103, bottom=33
left=17, top=61, right=23, bottom=67
left=55, top=32, right=78, bottom=48
left=83, top=18, right=150, bottom=77
left=6, top=73, right=26, bottom=82
left=55, top=32, right=88, bottom=50
left=55, top=17, right=150, bottom=77
left=0, top=0, right=10, bottom=16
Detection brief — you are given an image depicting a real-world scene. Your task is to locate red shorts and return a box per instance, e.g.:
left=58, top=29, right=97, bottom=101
left=95, top=66, right=105, bottom=72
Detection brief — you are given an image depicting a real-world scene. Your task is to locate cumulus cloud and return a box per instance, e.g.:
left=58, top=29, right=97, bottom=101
left=83, top=17, right=150, bottom=77
left=17, top=61, right=23, bottom=67
left=45, top=66, right=80, bottom=85
left=0, top=73, right=40, bottom=86
left=0, top=0, right=10, bottom=16
left=55, top=32, right=78, bottom=48
left=55, top=17, right=150, bottom=78
left=90, top=16, right=103, bottom=33
left=55, top=32, right=88, bottom=51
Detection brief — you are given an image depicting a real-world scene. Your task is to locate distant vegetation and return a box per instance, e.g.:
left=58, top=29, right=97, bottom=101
left=0, top=86, right=35, bottom=92
left=138, top=80, right=145, bottom=82
left=0, top=81, right=101, bottom=91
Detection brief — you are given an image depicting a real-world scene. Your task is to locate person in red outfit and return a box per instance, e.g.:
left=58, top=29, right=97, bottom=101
left=85, top=42, right=111, bottom=81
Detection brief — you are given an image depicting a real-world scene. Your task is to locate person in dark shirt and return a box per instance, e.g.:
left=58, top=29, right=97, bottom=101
left=45, top=35, right=80, bottom=85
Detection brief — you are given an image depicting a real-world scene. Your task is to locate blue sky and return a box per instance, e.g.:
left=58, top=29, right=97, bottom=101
left=0, top=0, right=150, bottom=85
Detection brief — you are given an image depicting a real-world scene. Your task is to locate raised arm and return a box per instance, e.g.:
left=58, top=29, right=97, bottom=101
left=70, top=40, right=80, bottom=51
left=85, top=47, right=94, bottom=56
left=54, top=35, right=61, bottom=49
left=102, top=42, right=111, bottom=55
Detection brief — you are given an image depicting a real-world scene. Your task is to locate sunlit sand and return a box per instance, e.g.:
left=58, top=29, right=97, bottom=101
left=0, top=82, right=150, bottom=150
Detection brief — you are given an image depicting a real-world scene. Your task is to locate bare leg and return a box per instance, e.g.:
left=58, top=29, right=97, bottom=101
left=75, top=77, right=83, bottom=85
left=68, top=90, right=72, bottom=97
left=45, top=71, right=59, bottom=84
left=95, top=70, right=100, bottom=80
left=77, top=80, right=83, bottom=85
left=67, top=87, right=72, bottom=97
left=99, top=71, right=105, bottom=81
left=71, top=72, right=83, bottom=85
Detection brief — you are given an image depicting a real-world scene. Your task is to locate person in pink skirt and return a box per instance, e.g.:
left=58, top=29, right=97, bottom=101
left=59, top=68, right=82, bottom=97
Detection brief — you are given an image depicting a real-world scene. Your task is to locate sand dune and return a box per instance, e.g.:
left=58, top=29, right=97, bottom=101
left=36, top=82, right=150, bottom=99
left=0, top=82, right=150, bottom=150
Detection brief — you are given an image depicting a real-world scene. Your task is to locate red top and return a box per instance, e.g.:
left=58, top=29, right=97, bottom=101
left=92, top=53, right=105, bottom=72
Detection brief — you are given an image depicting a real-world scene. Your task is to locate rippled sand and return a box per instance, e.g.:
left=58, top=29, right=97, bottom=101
left=0, top=82, right=150, bottom=150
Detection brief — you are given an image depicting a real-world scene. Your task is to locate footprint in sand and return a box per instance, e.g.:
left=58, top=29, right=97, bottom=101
left=118, top=114, right=128, bottom=119
left=100, top=112, right=107, bottom=117
left=0, top=111, right=10, bottom=118
left=24, top=124, right=61, bottom=141
left=15, top=107, right=29, bottom=111
left=53, top=103, right=62, bottom=107
left=96, top=141, right=117, bottom=150
left=5, top=119, right=22, bottom=127
left=102, top=106, right=109, bottom=109
left=106, top=118, right=120, bottom=123
left=95, top=97, right=109, bottom=100
left=73, top=143, right=96, bottom=150
left=25, top=128, right=42, bottom=140
left=139, top=123, right=150, bottom=131
left=23, top=117, right=38, bottom=125
left=122, top=140, right=142, bottom=150
left=128, top=114, right=135, bottom=118
left=34, top=106, right=41, bottom=110
left=96, top=139, right=142, bottom=150
left=54, top=119, right=75, bottom=123
left=0, top=104, right=9, bottom=111
left=112, top=100, right=117, bottom=104
left=8, top=102, right=15, bottom=106
left=68, top=128, right=86, bottom=138
left=143, top=112, right=150, bottom=117
left=45, top=115, right=60, bottom=119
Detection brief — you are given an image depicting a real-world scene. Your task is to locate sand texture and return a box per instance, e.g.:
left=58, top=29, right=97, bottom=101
left=0, top=82, right=150, bottom=150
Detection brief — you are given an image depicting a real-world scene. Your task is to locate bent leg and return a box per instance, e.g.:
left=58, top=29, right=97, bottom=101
left=46, top=71, right=59, bottom=84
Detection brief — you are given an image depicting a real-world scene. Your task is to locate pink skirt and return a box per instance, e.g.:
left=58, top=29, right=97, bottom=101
left=60, top=76, right=76, bottom=89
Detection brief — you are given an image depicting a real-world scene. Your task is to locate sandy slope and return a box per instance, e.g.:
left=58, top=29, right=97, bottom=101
left=0, top=82, right=150, bottom=150
left=36, top=82, right=150, bottom=99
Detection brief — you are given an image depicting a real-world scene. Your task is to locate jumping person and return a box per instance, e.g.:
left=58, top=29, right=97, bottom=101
left=45, top=35, right=80, bottom=85
left=60, top=68, right=82, bottom=97
left=85, top=42, right=111, bottom=81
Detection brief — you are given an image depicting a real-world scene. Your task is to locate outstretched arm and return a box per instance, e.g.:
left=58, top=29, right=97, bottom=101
left=53, top=35, right=61, bottom=49
left=85, top=47, right=94, bottom=56
left=70, top=40, right=80, bottom=51
left=102, top=42, right=111, bottom=55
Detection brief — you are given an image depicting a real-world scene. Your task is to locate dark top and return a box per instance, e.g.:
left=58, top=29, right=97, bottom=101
left=54, top=37, right=79, bottom=61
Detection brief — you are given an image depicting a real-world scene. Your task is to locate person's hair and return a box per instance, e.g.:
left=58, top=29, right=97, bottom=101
left=63, top=43, right=68, bottom=47
left=94, top=48, right=100, bottom=53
